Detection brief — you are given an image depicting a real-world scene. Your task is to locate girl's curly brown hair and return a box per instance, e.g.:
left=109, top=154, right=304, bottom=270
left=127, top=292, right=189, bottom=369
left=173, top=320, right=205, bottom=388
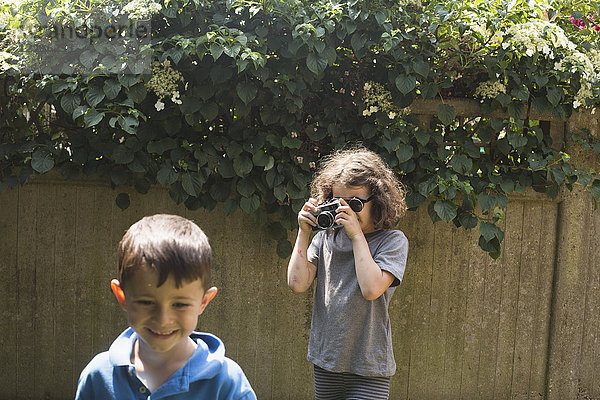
left=310, top=146, right=407, bottom=230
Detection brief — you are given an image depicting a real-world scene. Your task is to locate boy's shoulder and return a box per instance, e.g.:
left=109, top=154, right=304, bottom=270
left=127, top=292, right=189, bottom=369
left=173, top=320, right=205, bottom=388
left=169, top=331, right=257, bottom=399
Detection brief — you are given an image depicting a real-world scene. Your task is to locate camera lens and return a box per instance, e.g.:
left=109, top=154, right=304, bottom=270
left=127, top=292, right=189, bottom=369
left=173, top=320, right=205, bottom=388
left=316, top=212, right=335, bottom=229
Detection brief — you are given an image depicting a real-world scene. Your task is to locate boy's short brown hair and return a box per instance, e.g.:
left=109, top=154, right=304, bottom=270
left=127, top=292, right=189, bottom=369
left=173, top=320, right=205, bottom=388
left=117, top=214, right=212, bottom=291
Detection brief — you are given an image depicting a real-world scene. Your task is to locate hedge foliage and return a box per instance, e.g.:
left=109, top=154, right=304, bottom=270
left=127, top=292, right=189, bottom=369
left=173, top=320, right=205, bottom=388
left=1, top=0, right=599, bottom=257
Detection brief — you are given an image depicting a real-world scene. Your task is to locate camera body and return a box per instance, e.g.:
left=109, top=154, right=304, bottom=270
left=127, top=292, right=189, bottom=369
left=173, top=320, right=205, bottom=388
left=310, top=199, right=342, bottom=231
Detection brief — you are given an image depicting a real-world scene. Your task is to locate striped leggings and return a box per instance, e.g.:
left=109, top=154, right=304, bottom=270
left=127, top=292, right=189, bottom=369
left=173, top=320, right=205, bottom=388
left=313, top=365, right=391, bottom=400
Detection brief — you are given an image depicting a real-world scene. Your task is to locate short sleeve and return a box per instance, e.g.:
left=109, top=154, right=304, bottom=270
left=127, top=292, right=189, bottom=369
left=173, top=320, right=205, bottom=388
left=373, top=230, right=408, bottom=287
left=307, top=230, right=324, bottom=268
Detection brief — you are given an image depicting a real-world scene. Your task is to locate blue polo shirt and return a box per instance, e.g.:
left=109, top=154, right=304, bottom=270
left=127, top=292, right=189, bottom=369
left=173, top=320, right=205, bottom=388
left=75, top=328, right=256, bottom=400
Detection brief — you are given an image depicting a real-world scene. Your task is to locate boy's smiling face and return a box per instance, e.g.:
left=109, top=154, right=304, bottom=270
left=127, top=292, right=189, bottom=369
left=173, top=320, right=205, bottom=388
left=112, top=266, right=216, bottom=358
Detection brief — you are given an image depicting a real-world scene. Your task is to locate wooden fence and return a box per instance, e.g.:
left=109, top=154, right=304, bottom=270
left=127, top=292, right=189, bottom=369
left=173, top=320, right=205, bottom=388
left=0, top=101, right=599, bottom=399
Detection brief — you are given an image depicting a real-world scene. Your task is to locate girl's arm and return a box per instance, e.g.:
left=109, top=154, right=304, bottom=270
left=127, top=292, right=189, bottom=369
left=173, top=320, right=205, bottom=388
left=350, top=234, right=396, bottom=300
left=287, top=229, right=317, bottom=293
left=287, top=199, right=318, bottom=293
left=335, top=198, right=396, bottom=300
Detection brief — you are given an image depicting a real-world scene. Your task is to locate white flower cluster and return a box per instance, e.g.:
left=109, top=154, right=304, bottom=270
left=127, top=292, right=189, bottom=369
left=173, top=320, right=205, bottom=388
left=0, top=51, right=15, bottom=71
left=362, top=81, right=408, bottom=119
left=502, top=20, right=576, bottom=59
left=145, top=59, right=184, bottom=111
left=396, top=0, right=422, bottom=6
left=461, top=11, right=493, bottom=41
left=122, top=0, right=162, bottom=20
left=475, top=80, right=507, bottom=99
left=554, top=48, right=600, bottom=108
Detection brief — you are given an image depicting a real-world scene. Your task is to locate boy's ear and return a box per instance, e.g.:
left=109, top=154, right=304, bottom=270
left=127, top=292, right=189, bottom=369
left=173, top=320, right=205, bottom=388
left=111, top=279, right=127, bottom=310
left=198, top=286, right=217, bottom=315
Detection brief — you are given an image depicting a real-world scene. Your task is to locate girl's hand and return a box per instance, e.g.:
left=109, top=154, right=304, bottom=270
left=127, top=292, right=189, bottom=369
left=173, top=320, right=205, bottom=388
left=298, top=198, right=318, bottom=233
left=335, top=198, right=362, bottom=239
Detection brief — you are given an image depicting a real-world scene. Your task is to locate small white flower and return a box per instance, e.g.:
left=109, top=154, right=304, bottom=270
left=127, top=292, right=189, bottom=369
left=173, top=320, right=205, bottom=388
left=155, top=100, right=165, bottom=111
left=388, top=111, right=396, bottom=119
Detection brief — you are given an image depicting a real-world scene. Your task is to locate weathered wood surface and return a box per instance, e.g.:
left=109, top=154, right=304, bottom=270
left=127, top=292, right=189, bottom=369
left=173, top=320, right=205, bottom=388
left=0, top=105, right=598, bottom=399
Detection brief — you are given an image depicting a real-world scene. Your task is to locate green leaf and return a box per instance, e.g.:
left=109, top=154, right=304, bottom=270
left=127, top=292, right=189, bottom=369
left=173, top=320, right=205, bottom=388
left=200, top=102, right=219, bottom=121
left=395, top=74, right=416, bottom=95
left=218, top=158, right=236, bottom=179
left=434, top=200, right=457, bottom=222
left=31, top=148, right=54, bottom=174
left=479, top=221, right=499, bottom=241
left=421, top=82, right=439, bottom=99
left=237, top=179, right=256, bottom=197
left=223, top=199, right=238, bottom=215
left=282, top=136, right=302, bottom=149
left=80, top=49, right=98, bottom=68
left=396, top=144, right=414, bottom=163
left=169, top=182, right=188, bottom=204
left=115, top=193, right=130, bottom=210
left=103, top=79, right=121, bottom=100
left=479, top=235, right=501, bottom=259
left=547, top=87, right=562, bottom=106
left=72, top=105, right=88, bottom=120
left=478, top=193, right=496, bottom=210
left=590, top=180, right=600, bottom=199
left=113, top=146, right=134, bottom=164
left=437, top=104, right=456, bottom=126
left=60, top=93, right=80, bottom=114
left=236, top=82, right=258, bottom=104
left=86, top=87, right=105, bottom=107
left=233, top=155, right=253, bottom=177
left=350, top=32, right=367, bottom=52
left=252, top=151, right=270, bottom=167
left=458, top=212, right=478, bottom=229
left=450, top=154, right=472, bottom=174
left=239, top=194, right=260, bottom=213
left=412, top=60, right=430, bottom=78
left=156, top=165, right=178, bottom=186
left=181, top=173, right=204, bottom=197
left=273, top=184, right=287, bottom=202
left=84, top=109, right=105, bottom=127
left=210, top=43, right=224, bottom=60
left=128, top=83, right=147, bottom=103
left=306, top=52, right=328, bottom=75
left=209, top=182, right=230, bottom=202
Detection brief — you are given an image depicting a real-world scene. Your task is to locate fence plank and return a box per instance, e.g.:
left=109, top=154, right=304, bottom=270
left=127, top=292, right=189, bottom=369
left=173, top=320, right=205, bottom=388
left=460, top=234, right=485, bottom=399
left=33, top=184, right=57, bottom=399
left=0, top=185, right=19, bottom=399
left=442, top=220, right=470, bottom=398
left=16, top=184, right=38, bottom=398
left=529, top=201, right=558, bottom=398
left=426, top=220, right=455, bottom=399
left=511, top=202, right=544, bottom=400
left=406, top=204, right=436, bottom=398
left=579, top=205, right=600, bottom=398
left=475, top=243, right=503, bottom=398
left=392, top=208, right=418, bottom=399
left=493, top=201, right=524, bottom=399
left=53, top=184, right=79, bottom=390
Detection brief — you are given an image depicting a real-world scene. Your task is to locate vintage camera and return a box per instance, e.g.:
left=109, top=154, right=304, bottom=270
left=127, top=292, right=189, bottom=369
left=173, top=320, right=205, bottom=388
left=310, top=199, right=342, bottom=231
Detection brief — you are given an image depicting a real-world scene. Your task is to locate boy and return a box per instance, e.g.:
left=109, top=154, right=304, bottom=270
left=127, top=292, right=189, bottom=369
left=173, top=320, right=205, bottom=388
left=75, top=214, right=256, bottom=400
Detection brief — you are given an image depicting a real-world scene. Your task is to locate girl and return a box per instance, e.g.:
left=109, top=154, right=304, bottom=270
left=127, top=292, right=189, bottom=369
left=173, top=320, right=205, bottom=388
left=287, top=147, right=408, bottom=400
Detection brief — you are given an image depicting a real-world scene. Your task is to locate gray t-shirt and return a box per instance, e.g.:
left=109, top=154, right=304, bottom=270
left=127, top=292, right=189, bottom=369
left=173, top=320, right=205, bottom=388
left=307, top=228, right=408, bottom=377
